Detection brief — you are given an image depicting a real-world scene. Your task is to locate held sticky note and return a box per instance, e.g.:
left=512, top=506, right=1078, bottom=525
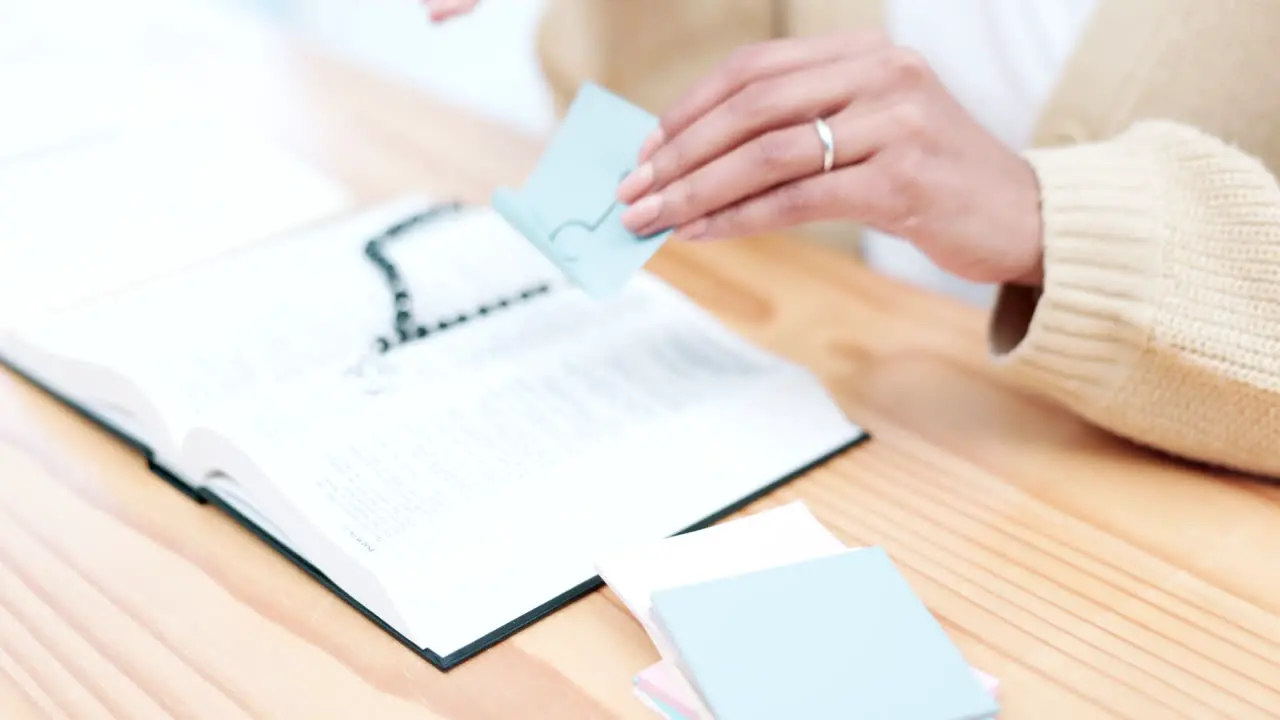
left=491, top=83, right=672, bottom=298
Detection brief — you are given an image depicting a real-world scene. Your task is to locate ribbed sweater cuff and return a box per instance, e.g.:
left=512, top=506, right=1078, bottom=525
left=988, top=136, right=1166, bottom=405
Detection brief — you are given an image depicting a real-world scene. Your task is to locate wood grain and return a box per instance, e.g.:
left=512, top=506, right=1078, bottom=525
left=3, top=6, right=1280, bottom=719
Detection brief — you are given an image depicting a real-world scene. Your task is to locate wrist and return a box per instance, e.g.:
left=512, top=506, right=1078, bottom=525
left=1005, top=157, right=1046, bottom=287
left=1007, top=244, right=1044, bottom=287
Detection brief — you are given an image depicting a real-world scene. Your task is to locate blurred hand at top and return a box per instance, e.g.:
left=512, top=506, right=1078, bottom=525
left=422, top=0, right=480, bottom=22
left=617, top=32, right=1045, bottom=286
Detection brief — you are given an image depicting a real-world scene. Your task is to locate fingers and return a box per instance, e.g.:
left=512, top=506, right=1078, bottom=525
left=622, top=102, right=902, bottom=236
left=639, top=31, right=888, bottom=162
left=675, top=165, right=865, bottom=241
left=684, top=148, right=926, bottom=243
left=677, top=160, right=897, bottom=241
left=624, top=51, right=905, bottom=206
left=619, top=59, right=861, bottom=205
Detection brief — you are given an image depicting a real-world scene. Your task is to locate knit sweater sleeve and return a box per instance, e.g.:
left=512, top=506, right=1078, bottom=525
left=989, top=120, right=1280, bottom=477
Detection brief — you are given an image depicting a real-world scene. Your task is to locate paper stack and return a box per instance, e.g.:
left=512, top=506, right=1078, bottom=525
left=594, top=502, right=1000, bottom=720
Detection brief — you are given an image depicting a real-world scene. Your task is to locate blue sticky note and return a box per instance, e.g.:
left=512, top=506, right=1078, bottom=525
left=649, top=548, right=999, bottom=720
left=492, top=83, right=672, bottom=298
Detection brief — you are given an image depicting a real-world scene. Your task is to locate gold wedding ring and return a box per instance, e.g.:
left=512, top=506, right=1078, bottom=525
left=814, top=117, right=835, bottom=173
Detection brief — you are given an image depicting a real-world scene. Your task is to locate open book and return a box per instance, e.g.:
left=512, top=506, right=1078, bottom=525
left=0, top=197, right=867, bottom=668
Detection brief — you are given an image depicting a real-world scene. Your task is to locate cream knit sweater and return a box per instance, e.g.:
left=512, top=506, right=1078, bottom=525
left=996, top=122, right=1280, bottom=478
left=536, top=0, right=1280, bottom=477
left=993, top=0, right=1280, bottom=478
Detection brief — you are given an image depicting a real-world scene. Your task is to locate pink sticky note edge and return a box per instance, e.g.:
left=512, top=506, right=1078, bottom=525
left=632, top=686, right=682, bottom=720
left=974, top=667, right=1000, bottom=696
left=635, top=661, right=1000, bottom=719
left=636, top=661, right=703, bottom=719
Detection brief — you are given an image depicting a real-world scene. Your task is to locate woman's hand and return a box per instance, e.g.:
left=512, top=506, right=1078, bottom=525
left=422, top=0, right=479, bottom=22
left=617, top=32, right=1045, bottom=286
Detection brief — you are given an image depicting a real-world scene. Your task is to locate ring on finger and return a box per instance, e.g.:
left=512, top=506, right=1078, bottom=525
left=814, top=117, right=835, bottom=173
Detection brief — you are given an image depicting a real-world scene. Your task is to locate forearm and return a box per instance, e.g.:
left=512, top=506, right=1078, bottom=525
left=990, top=120, right=1280, bottom=477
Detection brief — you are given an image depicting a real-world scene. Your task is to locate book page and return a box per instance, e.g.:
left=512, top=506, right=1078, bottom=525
left=194, top=275, right=863, bottom=655
left=0, top=118, right=351, bottom=325
left=0, top=62, right=139, bottom=165
left=6, top=201, right=561, bottom=442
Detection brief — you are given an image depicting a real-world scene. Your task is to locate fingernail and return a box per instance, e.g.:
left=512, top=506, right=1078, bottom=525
left=674, top=219, right=709, bottom=241
left=638, top=128, right=664, bottom=162
left=616, top=163, right=653, bottom=203
left=621, top=194, right=662, bottom=232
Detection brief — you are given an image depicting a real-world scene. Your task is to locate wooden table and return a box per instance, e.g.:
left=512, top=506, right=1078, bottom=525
left=4, top=7, right=1280, bottom=719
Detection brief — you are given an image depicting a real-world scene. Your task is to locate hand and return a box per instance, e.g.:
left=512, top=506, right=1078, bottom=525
left=422, top=0, right=479, bottom=22
left=616, top=32, right=1044, bottom=286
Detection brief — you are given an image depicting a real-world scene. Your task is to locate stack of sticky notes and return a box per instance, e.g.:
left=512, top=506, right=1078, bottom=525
left=492, top=82, right=673, bottom=299
left=594, top=502, right=1000, bottom=720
